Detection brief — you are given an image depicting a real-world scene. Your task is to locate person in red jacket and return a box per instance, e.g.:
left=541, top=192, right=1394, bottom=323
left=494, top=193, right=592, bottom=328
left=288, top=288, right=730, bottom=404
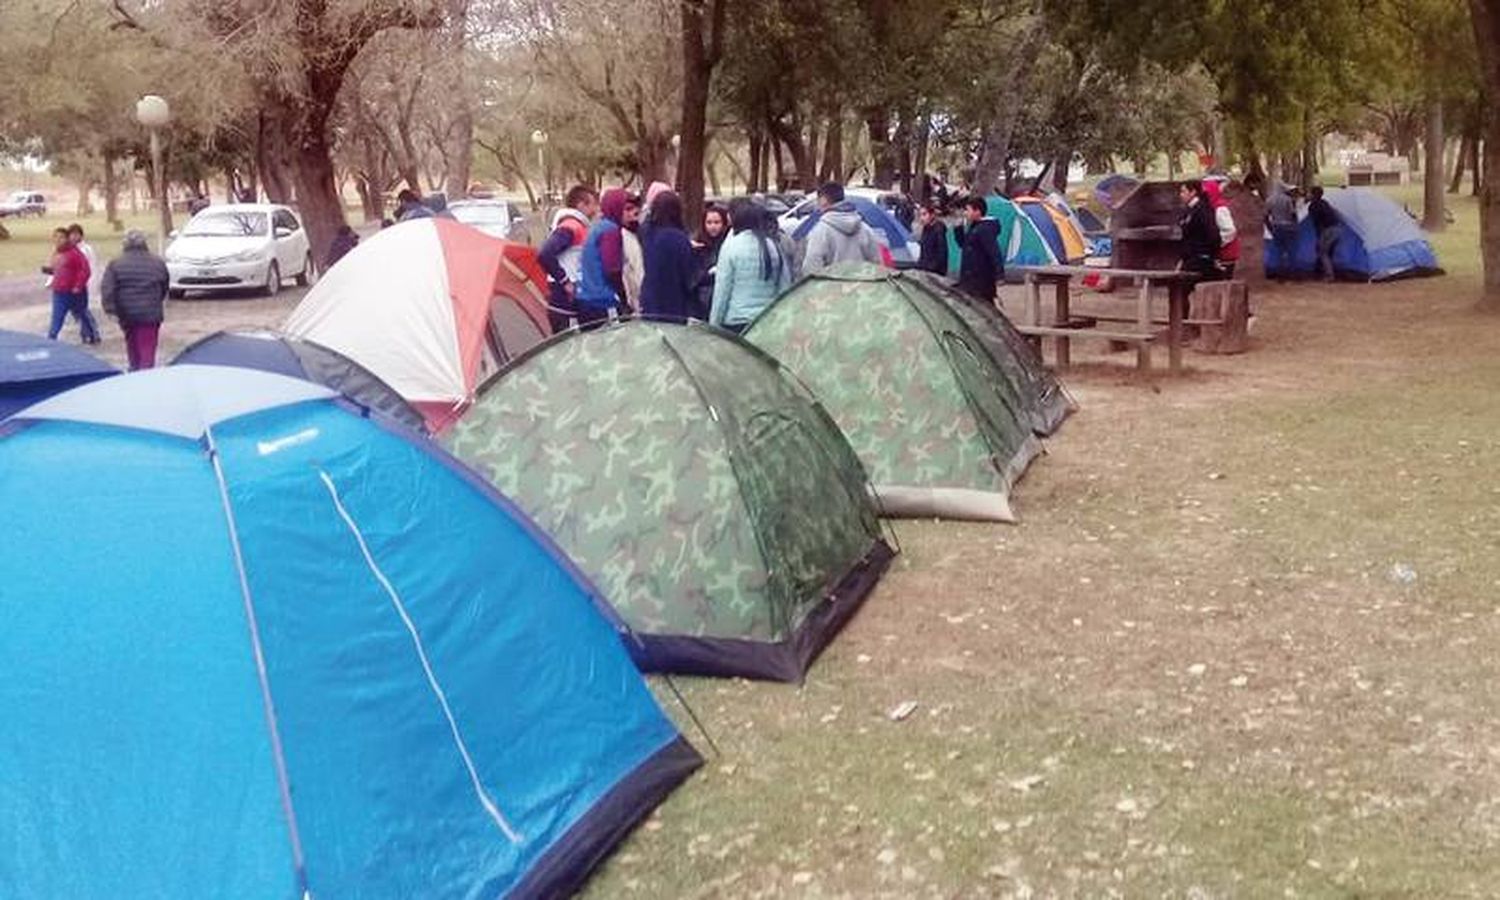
left=44, top=227, right=100, bottom=344
left=1202, top=179, right=1240, bottom=278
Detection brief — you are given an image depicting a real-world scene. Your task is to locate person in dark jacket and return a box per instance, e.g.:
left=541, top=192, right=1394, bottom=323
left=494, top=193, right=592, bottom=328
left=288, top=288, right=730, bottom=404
left=1177, top=180, right=1221, bottom=278
left=101, top=230, right=170, bottom=370
left=536, top=184, right=598, bottom=331
left=955, top=196, right=1004, bottom=302
left=691, top=204, right=729, bottom=319
left=1307, top=186, right=1342, bottom=282
left=326, top=224, right=359, bottom=269
left=395, top=189, right=433, bottom=222
left=916, top=202, right=949, bottom=275
left=640, top=191, right=699, bottom=321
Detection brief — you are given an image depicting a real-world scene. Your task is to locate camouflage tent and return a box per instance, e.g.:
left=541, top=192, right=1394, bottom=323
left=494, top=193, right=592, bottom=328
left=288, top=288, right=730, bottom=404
left=444, top=319, right=894, bottom=682
left=745, top=263, right=1074, bottom=522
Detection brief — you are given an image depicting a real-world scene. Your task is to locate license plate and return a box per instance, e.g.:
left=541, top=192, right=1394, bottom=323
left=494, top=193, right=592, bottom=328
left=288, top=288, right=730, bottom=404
left=195, top=268, right=216, bottom=277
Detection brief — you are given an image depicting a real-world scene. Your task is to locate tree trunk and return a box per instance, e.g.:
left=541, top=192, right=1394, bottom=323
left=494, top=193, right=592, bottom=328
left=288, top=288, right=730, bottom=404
left=75, top=178, right=96, bottom=216
left=1476, top=139, right=1485, bottom=196
left=1471, top=0, right=1500, bottom=306
left=1423, top=98, right=1446, bottom=231
left=821, top=115, right=843, bottom=183
left=288, top=126, right=345, bottom=268
left=1049, top=150, right=1072, bottom=192
left=1301, top=115, right=1318, bottom=190
left=102, top=152, right=121, bottom=231
left=678, top=0, right=724, bottom=229
left=1450, top=132, right=1473, bottom=193
left=772, top=136, right=785, bottom=190
left=971, top=7, right=1047, bottom=195
left=864, top=108, right=897, bottom=189
left=257, top=112, right=292, bottom=204
left=912, top=116, right=931, bottom=202
left=748, top=130, right=763, bottom=193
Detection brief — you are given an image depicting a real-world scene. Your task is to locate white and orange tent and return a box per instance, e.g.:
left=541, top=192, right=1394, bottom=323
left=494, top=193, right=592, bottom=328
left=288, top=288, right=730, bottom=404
left=285, top=218, right=550, bottom=433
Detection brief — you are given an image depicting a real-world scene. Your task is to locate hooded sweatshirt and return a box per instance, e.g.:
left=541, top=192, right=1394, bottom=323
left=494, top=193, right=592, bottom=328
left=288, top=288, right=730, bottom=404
left=1202, top=180, right=1239, bottom=263
left=577, top=187, right=628, bottom=309
left=802, top=201, right=883, bottom=273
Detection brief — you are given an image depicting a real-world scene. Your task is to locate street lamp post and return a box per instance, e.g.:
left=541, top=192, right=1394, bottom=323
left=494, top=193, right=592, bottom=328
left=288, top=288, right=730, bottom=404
left=135, top=95, right=172, bottom=254
left=531, top=130, right=549, bottom=204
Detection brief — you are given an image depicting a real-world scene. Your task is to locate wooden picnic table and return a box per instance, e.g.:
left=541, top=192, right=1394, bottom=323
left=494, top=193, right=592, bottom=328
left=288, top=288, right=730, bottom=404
left=1014, top=265, right=1199, bottom=374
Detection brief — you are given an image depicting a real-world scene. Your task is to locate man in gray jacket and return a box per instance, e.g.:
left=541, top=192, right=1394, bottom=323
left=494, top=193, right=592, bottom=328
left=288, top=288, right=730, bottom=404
left=101, top=230, right=170, bottom=370
left=802, top=182, right=884, bottom=273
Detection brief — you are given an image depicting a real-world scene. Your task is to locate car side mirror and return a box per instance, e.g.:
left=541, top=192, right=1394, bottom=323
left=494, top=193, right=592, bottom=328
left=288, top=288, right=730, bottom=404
left=274, top=226, right=292, bottom=238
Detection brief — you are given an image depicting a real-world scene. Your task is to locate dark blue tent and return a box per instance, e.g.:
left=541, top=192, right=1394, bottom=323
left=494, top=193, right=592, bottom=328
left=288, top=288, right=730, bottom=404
left=793, top=197, right=916, bottom=262
left=172, top=330, right=426, bottom=432
left=0, top=365, right=700, bottom=899
left=0, top=329, right=116, bottom=419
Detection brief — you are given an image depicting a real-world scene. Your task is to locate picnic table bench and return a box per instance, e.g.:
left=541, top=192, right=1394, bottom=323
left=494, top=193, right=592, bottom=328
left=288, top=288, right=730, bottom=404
left=1014, top=265, right=1200, bottom=374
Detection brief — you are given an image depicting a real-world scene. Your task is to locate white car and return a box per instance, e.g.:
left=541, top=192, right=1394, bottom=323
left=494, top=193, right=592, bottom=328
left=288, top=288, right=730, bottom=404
left=165, top=204, right=314, bottom=297
left=0, top=191, right=46, bottom=218
left=449, top=199, right=530, bottom=243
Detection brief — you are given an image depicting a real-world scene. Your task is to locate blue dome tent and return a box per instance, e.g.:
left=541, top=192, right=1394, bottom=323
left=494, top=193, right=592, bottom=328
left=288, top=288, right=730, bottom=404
left=0, top=328, right=116, bottom=419
left=793, top=196, right=917, bottom=262
left=0, top=365, right=700, bottom=899
left=1264, top=187, right=1441, bottom=282
left=172, top=329, right=426, bottom=433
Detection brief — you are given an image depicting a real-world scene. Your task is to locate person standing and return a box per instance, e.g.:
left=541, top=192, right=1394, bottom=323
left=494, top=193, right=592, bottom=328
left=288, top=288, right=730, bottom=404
left=1265, top=181, right=1300, bottom=277
left=916, top=202, right=949, bottom=275
left=640, top=191, right=699, bottom=320
left=44, top=227, right=99, bottom=344
left=1202, top=180, right=1240, bottom=278
left=954, top=197, right=1004, bottom=302
left=691, top=204, right=729, bottom=319
left=621, top=193, right=646, bottom=312
left=575, top=186, right=629, bottom=326
left=536, top=185, right=597, bottom=331
left=67, top=224, right=102, bottom=308
left=710, top=202, right=790, bottom=333
left=802, top=182, right=883, bottom=274
left=1177, top=180, right=1221, bottom=278
left=101, top=230, right=169, bottom=370
left=1307, top=186, right=1342, bottom=282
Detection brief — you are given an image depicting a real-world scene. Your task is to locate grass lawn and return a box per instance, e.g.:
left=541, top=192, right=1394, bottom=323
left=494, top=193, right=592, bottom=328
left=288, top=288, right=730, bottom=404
left=583, top=189, right=1500, bottom=897
left=0, top=211, right=163, bottom=278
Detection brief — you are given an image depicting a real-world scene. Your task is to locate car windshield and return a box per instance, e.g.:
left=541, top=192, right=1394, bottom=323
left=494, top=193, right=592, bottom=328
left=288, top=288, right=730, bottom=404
left=452, top=205, right=508, bottom=225
left=184, top=211, right=269, bottom=237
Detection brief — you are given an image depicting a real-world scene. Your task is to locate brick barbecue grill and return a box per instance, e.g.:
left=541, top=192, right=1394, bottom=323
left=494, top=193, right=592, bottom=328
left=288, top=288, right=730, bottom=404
left=1108, top=181, right=1185, bottom=272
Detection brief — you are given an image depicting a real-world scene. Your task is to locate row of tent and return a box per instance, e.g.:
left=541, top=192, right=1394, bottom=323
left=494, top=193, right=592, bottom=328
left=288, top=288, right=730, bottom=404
left=0, top=216, right=1074, bottom=897
left=943, top=194, right=1093, bottom=279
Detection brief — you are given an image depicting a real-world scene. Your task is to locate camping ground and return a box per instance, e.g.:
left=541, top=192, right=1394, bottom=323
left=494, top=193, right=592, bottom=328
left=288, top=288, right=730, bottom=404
left=0, top=189, right=1495, bottom=897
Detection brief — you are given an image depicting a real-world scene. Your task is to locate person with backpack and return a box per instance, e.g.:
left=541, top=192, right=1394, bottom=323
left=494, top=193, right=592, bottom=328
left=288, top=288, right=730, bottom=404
left=710, top=201, right=791, bottom=333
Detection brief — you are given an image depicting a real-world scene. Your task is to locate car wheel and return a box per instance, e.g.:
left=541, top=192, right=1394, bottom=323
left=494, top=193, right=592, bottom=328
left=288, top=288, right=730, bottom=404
left=168, top=288, right=185, bottom=299
left=263, top=261, right=281, bottom=297
left=294, top=254, right=314, bottom=286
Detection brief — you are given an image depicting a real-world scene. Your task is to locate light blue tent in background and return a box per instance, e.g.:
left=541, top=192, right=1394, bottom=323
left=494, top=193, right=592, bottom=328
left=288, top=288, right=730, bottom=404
left=0, top=366, right=699, bottom=899
left=1264, top=187, right=1441, bottom=282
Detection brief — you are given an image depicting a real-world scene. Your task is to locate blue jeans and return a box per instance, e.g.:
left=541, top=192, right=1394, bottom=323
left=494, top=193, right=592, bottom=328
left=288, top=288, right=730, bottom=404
left=49, top=290, right=100, bottom=342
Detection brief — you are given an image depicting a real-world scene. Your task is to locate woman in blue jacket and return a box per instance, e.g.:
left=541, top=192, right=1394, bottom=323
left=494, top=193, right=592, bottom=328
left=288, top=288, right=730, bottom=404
left=709, top=202, right=791, bottom=334
left=640, top=191, right=699, bottom=320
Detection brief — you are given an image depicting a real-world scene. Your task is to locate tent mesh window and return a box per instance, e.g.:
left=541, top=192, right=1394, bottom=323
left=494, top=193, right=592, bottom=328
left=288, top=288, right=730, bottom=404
left=666, top=327, right=883, bottom=639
